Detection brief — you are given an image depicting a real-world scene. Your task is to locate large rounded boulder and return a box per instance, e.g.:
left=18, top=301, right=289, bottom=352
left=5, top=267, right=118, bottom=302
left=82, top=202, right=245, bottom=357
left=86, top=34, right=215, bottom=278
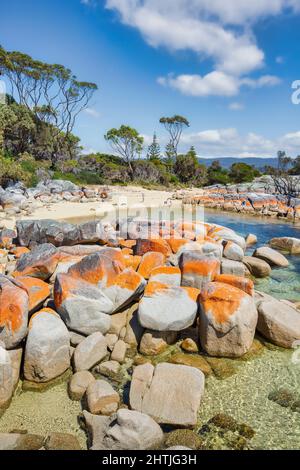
left=199, top=282, right=258, bottom=358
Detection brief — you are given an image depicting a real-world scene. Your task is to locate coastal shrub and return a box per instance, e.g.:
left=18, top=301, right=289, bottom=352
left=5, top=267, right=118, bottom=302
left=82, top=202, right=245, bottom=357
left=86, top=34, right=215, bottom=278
left=0, top=153, right=32, bottom=187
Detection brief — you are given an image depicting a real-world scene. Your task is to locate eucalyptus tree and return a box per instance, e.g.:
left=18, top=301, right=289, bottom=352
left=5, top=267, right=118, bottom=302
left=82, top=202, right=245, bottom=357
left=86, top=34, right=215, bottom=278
left=159, top=115, right=190, bottom=160
left=104, top=125, right=144, bottom=179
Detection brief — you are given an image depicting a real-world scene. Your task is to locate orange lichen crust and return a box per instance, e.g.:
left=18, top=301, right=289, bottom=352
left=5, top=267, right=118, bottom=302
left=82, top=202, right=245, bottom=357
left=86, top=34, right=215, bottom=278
left=137, top=252, right=165, bottom=279
left=165, top=238, right=189, bottom=254
left=0, top=279, right=28, bottom=333
left=214, top=274, right=254, bottom=296
left=181, top=257, right=220, bottom=277
left=200, top=282, right=247, bottom=324
left=16, top=276, right=51, bottom=312
left=107, top=267, right=143, bottom=290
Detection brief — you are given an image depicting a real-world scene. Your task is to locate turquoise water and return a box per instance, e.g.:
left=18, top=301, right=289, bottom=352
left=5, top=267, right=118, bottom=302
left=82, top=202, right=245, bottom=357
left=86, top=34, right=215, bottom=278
left=203, top=209, right=300, bottom=301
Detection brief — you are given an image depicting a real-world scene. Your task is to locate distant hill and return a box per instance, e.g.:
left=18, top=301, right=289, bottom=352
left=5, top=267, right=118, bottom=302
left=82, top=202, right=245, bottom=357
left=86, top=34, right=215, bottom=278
left=198, top=157, right=279, bottom=170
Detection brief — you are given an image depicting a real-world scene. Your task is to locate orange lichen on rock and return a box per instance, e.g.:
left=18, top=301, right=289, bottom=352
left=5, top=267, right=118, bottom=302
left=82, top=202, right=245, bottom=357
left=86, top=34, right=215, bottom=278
left=0, top=277, right=29, bottom=343
left=119, top=239, right=136, bottom=249
left=122, top=247, right=133, bottom=256
left=182, top=257, right=220, bottom=277
left=16, top=276, right=51, bottom=312
left=150, top=266, right=181, bottom=277
left=67, top=248, right=125, bottom=287
left=107, top=267, right=143, bottom=291
left=137, top=251, right=165, bottom=279
left=200, top=282, right=247, bottom=324
left=182, top=286, right=201, bottom=302
left=124, top=254, right=142, bottom=271
left=53, top=273, right=93, bottom=308
left=166, top=238, right=189, bottom=254
left=10, top=247, right=30, bottom=258
left=143, top=281, right=169, bottom=297
left=135, top=238, right=171, bottom=257
left=214, top=274, right=254, bottom=296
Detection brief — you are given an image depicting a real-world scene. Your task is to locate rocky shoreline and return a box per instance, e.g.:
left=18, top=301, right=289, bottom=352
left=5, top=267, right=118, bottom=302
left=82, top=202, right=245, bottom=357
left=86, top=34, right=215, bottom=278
left=180, top=177, right=300, bottom=221
left=1, top=217, right=300, bottom=450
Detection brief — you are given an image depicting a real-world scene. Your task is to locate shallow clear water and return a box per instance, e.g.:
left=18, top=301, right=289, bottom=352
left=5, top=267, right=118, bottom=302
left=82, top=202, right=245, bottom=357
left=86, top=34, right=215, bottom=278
left=1, top=206, right=300, bottom=450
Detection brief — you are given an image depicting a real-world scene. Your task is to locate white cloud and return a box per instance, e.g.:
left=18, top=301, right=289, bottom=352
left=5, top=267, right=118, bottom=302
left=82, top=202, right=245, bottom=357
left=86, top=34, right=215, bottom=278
left=229, top=102, right=244, bottom=111
left=158, top=72, right=280, bottom=97
left=105, top=1, right=300, bottom=80
left=84, top=107, right=101, bottom=118
left=141, top=126, right=300, bottom=158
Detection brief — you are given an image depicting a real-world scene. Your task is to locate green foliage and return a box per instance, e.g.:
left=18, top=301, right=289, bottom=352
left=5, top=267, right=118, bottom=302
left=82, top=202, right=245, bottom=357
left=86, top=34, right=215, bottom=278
left=147, top=133, right=161, bottom=161
left=173, top=147, right=208, bottom=187
left=160, top=114, right=190, bottom=160
left=0, top=152, right=32, bottom=187
left=229, top=162, right=260, bottom=183
left=207, top=160, right=231, bottom=185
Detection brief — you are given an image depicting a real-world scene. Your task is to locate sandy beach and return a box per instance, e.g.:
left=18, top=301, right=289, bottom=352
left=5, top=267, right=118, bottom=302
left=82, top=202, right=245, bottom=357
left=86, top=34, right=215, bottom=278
left=0, top=185, right=193, bottom=228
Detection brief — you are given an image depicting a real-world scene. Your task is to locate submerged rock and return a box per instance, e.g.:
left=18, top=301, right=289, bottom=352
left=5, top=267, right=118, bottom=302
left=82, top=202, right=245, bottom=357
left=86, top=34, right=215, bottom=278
left=243, top=256, right=271, bottom=278
left=269, top=237, right=300, bottom=254
left=257, top=298, right=300, bottom=348
left=253, top=246, right=289, bottom=268
left=83, top=408, right=164, bottom=450
left=130, top=362, right=205, bottom=427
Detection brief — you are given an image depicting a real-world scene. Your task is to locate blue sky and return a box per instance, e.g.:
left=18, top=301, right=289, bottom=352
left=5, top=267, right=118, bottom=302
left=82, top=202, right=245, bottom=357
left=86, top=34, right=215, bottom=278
left=1, top=0, right=300, bottom=158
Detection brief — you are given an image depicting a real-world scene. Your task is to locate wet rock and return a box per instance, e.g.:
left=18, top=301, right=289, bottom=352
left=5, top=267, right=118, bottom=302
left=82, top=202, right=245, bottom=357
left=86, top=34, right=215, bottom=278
left=137, top=251, right=165, bottom=279
left=130, top=363, right=205, bottom=427
left=54, top=273, right=113, bottom=335
left=68, top=371, right=95, bottom=401
left=97, top=360, right=121, bottom=378
left=110, top=339, right=127, bottom=363
left=83, top=408, right=164, bottom=450
left=74, top=332, right=108, bottom=372
left=180, top=251, right=220, bottom=289
left=165, top=429, right=203, bottom=450
left=199, top=282, right=258, bottom=358
left=243, top=256, right=271, bottom=278
left=44, top=433, right=81, bottom=450
left=24, top=308, right=70, bottom=382
left=257, top=298, right=300, bottom=348
left=16, top=276, right=50, bottom=313
left=269, top=237, right=300, bottom=254
left=138, top=282, right=199, bottom=332
left=0, top=433, right=44, bottom=450
left=140, top=330, right=178, bottom=356
left=245, top=234, right=257, bottom=246
left=253, top=246, right=289, bottom=268
left=87, top=379, right=120, bottom=415
left=214, top=274, right=254, bottom=296
left=168, top=353, right=212, bottom=376
left=0, top=275, right=29, bottom=349
left=181, top=337, right=199, bottom=353
left=13, top=243, right=60, bottom=280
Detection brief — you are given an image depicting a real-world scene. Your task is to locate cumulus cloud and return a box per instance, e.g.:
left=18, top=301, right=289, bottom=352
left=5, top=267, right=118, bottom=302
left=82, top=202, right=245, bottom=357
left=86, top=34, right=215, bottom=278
left=104, top=1, right=297, bottom=96
left=141, top=127, right=300, bottom=158
left=158, top=72, right=280, bottom=97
